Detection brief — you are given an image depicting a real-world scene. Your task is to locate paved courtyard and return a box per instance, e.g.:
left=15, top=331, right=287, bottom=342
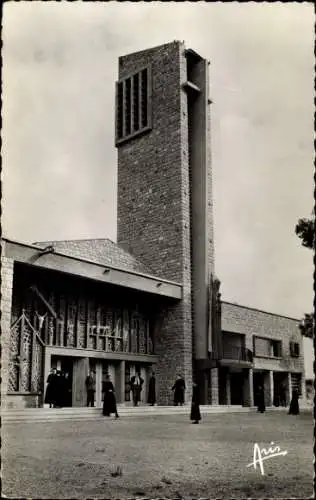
left=2, top=410, right=313, bottom=499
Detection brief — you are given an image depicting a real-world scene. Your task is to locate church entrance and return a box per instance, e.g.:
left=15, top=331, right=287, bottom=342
left=49, top=355, right=74, bottom=407
left=124, top=362, right=149, bottom=404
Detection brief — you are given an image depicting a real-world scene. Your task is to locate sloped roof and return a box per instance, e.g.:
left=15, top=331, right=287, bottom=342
left=33, top=238, right=154, bottom=276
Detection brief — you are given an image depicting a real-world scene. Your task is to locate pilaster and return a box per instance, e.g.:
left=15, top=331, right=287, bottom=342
left=211, top=367, right=219, bottom=404
left=1, top=255, right=14, bottom=404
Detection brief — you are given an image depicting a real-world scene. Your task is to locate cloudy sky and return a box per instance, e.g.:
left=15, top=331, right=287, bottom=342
left=2, top=2, right=313, bottom=356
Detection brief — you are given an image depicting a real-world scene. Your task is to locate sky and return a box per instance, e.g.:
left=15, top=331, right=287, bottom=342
left=2, top=3, right=314, bottom=375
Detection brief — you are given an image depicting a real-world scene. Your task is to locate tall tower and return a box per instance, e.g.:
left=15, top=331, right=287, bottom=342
left=116, top=41, right=216, bottom=404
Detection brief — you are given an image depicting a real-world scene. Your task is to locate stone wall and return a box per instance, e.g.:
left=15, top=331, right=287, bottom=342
left=1, top=251, right=14, bottom=407
left=222, top=302, right=305, bottom=391
left=117, top=42, right=193, bottom=404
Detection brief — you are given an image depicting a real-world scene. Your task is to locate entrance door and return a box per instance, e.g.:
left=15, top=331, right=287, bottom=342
left=60, top=358, right=73, bottom=407
left=218, top=368, right=228, bottom=405
left=72, top=358, right=89, bottom=407
left=50, top=356, right=74, bottom=407
left=230, top=372, right=244, bottom=405
left=253, top=372, right=265, bottom=407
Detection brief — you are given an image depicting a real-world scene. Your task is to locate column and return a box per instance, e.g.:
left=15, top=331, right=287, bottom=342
left=0, top=256, right=14, bottom=408
left=211, top=368, right=219, bottom=405
left=269, top=371, right=274, bottom=406
left=140, top=365, right=147, bottom=404
left=287, top=372, right=292, bottom=405
left=300, top=372, right=306, bottom=402
left=263, top=371, right=273, bottom=407
left=95, top=362, right=102, bottom=408
left=115, top=360, right=125, bottom=404
left=43, top=349, right=51, bottom=407
left=249, top=368, right=254, bottom=407
left=226, top=371, right=231, bottom=405
left=242, top=368, right=254, bottom=407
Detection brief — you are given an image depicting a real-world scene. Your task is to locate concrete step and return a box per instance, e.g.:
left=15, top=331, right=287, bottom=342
left=2, top=405, right=311, bottom=423
left=2, top=405, right=255, bottom=422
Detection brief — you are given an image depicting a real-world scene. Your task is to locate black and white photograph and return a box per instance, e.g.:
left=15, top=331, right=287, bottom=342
left=1, top=2, right=314, bottom=499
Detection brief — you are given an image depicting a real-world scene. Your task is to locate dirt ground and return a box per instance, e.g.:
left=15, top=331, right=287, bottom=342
left=1, top=410, right=313, bottom=499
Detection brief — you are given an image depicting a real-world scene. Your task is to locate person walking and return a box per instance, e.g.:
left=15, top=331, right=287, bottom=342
left=190, top=380, right=201, bottom=424
left=102, top=374, right=119, bottom=418
left=85, top=371, right=96, bottom=407
left=130, top=371, right=144, bottom=407
left=256, top=385, right=266, bottom=413
left=147, top=372, right=156, bottom=406
left=172, top=374, right=186, bottom=406
left=44, top=368, right=57, bottom=408
left=288, top=389, right=300, bottom=415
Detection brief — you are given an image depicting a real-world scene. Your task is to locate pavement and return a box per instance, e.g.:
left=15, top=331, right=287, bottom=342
left=2, top=410, right=313, bottom=499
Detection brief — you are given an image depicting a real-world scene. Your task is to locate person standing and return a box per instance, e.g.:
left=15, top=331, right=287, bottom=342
left=172, top=374, right=186, bottom=406
left=147, top=372, right=156, bottom=406
left=280, top=383, right=286, bottom=407
left=44, top=368, right=57, bottom=408
left=54, top=370, right=64, bottom=408
left=288, top=389, right=300, bottom=415
left=190, top=380, right=201, bottom=424
left=85, top=371, right=96, bottom=407
left=102, top=374, right=119, bottom=418
left=130, top=371, right=144, bottom=406
left=256, top=385, right=266, bottom=413
left=62, top=372, right=72, bottom=407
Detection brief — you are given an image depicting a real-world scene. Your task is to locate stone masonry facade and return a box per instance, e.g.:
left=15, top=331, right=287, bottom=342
left=1, top=42, right=307, bottom=409
left=222, top=301, right=305, bottom=399
left=1, top=253, right=14, bottom=408
left=222, top=301, right=304, bottom=371
left=116, top=42, right=194, bottom=404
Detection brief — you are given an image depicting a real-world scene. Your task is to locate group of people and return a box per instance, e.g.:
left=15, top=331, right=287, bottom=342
left=46, top=368, right=300, bottom=421
left=45, top=368, right=200, bottom=424
left=44, top=368, right=72, bottom=408
left=99, top=371, right=201, bottom=424
left=101, top=371, right=154, bottom=417
left=256, top=385, right=300, bottom=415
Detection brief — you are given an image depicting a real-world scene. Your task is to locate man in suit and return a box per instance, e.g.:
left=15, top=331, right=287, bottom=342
left=85, top=371, right=96, bottom=407
left=130, top=371, right=144, bottom=406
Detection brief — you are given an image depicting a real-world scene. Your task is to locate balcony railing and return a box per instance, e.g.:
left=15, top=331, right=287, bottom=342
left=222, top=346, right=253, bottom=363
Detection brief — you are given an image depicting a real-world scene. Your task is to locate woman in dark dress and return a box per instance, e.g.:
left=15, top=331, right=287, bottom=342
left=54, top=370, right=64, bottom=408
left=190, top=381, right=201, bottom=424
left=103, top=374, right=119, bottom=418
left=44, top=368, right=57, bottom=408
left=256, top=385, right=266, bottom=413
left=148, top=372, right=156, bottom=406
left=288, top=389, right=300, bottom=415
left=172, top=375, right=186, bottom=406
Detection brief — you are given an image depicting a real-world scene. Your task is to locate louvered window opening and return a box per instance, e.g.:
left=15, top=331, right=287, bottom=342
left=116, top=66, right=151, bottom=144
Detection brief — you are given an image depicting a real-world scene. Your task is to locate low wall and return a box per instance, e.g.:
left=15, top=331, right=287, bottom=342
left=3, top=394, right=42, bottom=409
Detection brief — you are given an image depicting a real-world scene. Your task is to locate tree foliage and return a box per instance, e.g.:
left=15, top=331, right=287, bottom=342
left=295, top=217, right=315, bottom=249
left=299, top=313, right=314, bottom=339
left=295, top=214, right=314, bottom=338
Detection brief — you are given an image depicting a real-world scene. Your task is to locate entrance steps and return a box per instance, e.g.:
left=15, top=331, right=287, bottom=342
left=2, top=404, right=311, bottom=423
left=2, top=405, right=256, bottom=423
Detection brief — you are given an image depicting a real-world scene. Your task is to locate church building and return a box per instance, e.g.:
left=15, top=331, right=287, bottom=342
left=1, top=41, right=305, bottom=410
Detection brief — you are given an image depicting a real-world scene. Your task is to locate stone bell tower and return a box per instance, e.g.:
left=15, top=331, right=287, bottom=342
left=115, top=41, right=218, bottom=404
